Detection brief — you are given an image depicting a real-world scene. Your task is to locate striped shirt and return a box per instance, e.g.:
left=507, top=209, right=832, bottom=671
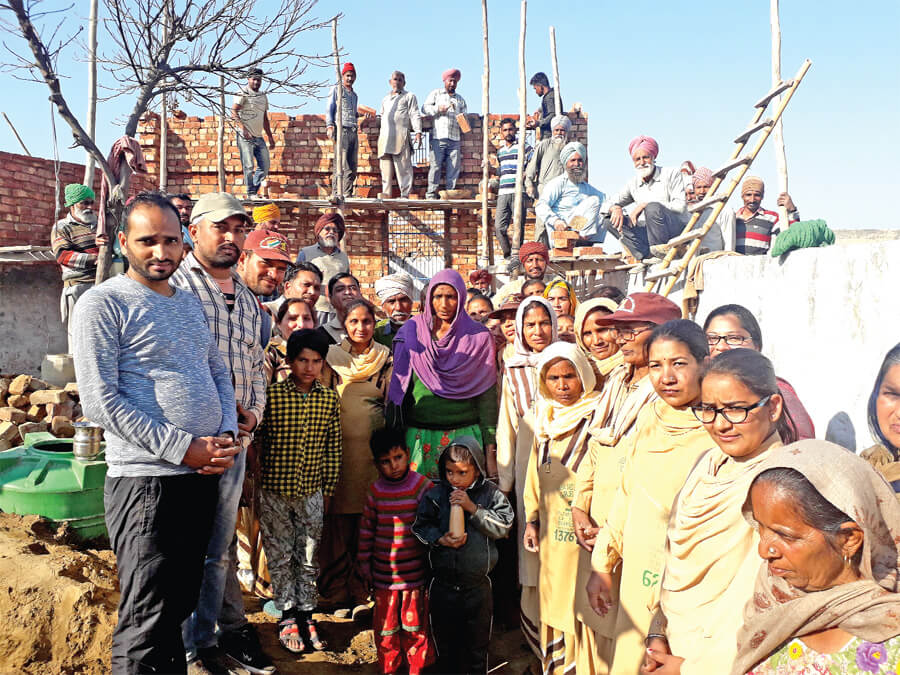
left=497, top=140, right=534, bottom=195
left=422, top=89, right=468, bottom=141
left=170, top=252, right=266, bottom=425
left=256, top=379, right=342, bottom=498
left=735, top=206, right=800, bottom=255
left=50, top=216, right=98, bottom=284
left=359, top=470, right=433, bottom=590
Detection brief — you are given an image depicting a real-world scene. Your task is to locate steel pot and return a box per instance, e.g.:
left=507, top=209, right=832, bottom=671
left=72, top=422, right=103, bottom=461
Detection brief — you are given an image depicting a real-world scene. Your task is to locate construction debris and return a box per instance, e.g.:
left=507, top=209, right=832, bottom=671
left=0, top=375, right=83, bottom=448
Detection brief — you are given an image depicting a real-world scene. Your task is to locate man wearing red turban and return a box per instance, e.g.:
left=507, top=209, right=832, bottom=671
left=326, top=62, right=364, bottom=196
left=423, top=68, right=467, bottom=198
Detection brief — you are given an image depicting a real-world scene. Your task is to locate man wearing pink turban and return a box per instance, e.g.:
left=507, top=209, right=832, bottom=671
left=605, top=135, right=689, bottom=260
left=423, top=69, right=467, bottom=198
left=686, top=166, right=736, bottom=251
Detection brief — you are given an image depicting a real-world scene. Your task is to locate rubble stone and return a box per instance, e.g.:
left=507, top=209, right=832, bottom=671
left=7, top=394, right=29, bottom=408
left=29, top=390, right=69, bottom=406
left=0, top=408, right=26, bottom=424
left=8, top=375, right=31, bottom=396
left=50, top=416, right=75, bottom=438
left=0, top=421, right=20, bottom=443
left=18, top=421, right=48, bottom=436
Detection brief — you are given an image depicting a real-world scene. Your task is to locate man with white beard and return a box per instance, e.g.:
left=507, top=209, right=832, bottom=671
left=51, top=183, right=109, bottom=351
left=526, top=115, right=571, bottom=246
left=535, top=141, right=608, bottom=245
left=372, top=272, right=415, bottom=351
left=607, top=135, right=689, bottom=260
left=295, top=212, right=350, bottom=325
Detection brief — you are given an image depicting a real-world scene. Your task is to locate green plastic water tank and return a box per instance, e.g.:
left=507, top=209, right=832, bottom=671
left=0, top=431, right=107, bottom=540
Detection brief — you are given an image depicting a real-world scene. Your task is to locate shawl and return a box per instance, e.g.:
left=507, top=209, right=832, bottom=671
left=732, top=440, right=900, bottom=675
left=506, top=295, right=558, bottom=369
left=543, top=278, right=578, bottom=316
left=326, top=338, right=390, bottom=397
left=533, top=342, right=600, bottom=443
left=588, top=363, right=657, bottom=446
left=658, top=433, right=783, bottom=671
left=573, top=298, right=622, bottom=377
left=387, top=269, right=496, bottom=406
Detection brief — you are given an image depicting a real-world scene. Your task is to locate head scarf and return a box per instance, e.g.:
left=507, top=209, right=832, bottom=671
left=573, top=298, right=623, bottom=376
left=543, top=278, right=578, bottom=315
left=468, top=268, right=493, bottom=286
left=628, top=135, right=659, bottom=159
left=560, top=141, right=586, bottom=166
left=518, top=240, right=549, bottom=264
left=64, top=183, right=95, bottom=208
left=388, top=269, right=496, bottom=406
left=533, top=342, right=601, bottom=442
left=731, top=440, right=900, bottom=675
left=315, top=211, right=346, bottom=239
left=252, top=203, right=281, bottom=223
left=326, top=338, right=390, bottom=397
left=691, top=167, right=714, bottom=188
left=375, top=272, right=414, bottom=304
left=506, top=296, right=558, bottom=369
left=550, top=115, right=571, bottom=132
left=742, top=176, right=765, bottom=195
left=442, top=68, right=461, bottom=82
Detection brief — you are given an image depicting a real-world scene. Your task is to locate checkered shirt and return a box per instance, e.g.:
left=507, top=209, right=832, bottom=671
left=256, top=378, right=342, bottom=498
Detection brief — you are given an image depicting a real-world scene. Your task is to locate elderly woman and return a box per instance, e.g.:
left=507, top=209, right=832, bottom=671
left=544, top=278, right=578, bottom=318
left=573, top=297, right=623, bottom=384
left=264, top=298, right=316, bottom=383
left=861, top=343, right=900, bottom=491
left=643, top=348, right=798, bottom=674
left=734, top=440, right=900, bottom=674
left=388, top=269, right=498, bottom=481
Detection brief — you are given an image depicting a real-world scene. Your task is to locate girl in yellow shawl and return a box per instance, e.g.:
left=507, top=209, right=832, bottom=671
left=544, top=278, right=578, bottom=318
left=319, top=298, right=393, bottom=615
left=585, top=320, right=713, bottom=674
left=522, top=342, right=612, bottom=674
left=643, top=348, right=798, bottom=674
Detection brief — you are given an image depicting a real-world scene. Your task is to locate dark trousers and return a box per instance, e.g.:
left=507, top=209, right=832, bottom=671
left=605, top=202, right=685, bottom=260
left=105, top=473, right=219, bottom=674
left=334, top=126, right=358, bottom=196
left=494, top=192, right=529, bottom=258
left=429, top=577, right=492, bottom=675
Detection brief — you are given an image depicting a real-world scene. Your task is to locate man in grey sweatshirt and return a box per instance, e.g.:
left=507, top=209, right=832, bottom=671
left=71, top=192, right=241, bottom=674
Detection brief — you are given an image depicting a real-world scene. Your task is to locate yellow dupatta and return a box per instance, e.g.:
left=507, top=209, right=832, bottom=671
left=326, top=338, right=390, bottom=396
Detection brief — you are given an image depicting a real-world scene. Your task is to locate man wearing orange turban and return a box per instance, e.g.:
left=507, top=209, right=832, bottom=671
left=252, top=202, right=281, bottom=230
left=734, top=176, right=800, bottom=255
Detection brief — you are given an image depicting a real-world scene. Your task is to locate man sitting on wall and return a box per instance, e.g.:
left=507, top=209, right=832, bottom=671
left=734, top=175, right=799, bottom=255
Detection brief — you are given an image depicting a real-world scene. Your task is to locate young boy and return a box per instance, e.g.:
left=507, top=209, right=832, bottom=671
left=255, top=328, right=341, bottom=654
left=412, top=435, right=514, bottom=674
left=359, top=427, right=434, bottom=674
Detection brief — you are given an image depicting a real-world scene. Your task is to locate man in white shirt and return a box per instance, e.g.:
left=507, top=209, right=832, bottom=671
left=535, top=142, right=607, bottom=244
left=378, top=71, right=422, bottom=198
left=232, top=68, right=275, bottom=199
left=422, top=68, right=467, bottom=199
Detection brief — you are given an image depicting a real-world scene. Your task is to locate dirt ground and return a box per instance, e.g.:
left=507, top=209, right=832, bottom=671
left=0, top=512, right=533, bottom=674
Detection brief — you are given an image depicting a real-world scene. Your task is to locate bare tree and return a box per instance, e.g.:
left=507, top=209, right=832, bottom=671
left=1, top=0, right=332, bottom=275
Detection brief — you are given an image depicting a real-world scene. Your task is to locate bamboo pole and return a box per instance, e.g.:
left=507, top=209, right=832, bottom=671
left=549, top=26, right=561, bottom=119
left=331, top=17, right=343, bottom=201
left=480, top=0, right=491, bottom=266
left=83, top=0, right=98, bottom=185
left=217, top=75, right=226, bottom=192
left=770, top=0, right=790, bottom=226
left=2, top=112, right=31, bottom=155
left=159, top=94, right=168, bottom=190
left=510, top=0, right=527, bottom=260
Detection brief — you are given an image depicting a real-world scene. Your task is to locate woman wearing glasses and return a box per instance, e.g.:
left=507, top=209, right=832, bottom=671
left=703, top=304, right=814, bottom=439
left=642, top=348, right=798, bottom=674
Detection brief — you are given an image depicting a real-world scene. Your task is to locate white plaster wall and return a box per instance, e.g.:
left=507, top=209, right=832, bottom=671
left=0, top=264, right=67, bottom=375
left=688, top=241, right=900, bottom=452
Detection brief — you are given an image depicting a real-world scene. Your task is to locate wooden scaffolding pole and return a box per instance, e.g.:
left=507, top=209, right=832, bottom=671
left=331, top=17, right=344, bottom=201
left=549, top=26, right=562, bottom=118
left=770, top=0, right=790, bottom=225
left=510, top=0, right=527, bottom=259
left=83, top=0, right=98, bottom=185
left=217, top=75, right=226, bottom=192
left=480, top=0, right=491, bottom=265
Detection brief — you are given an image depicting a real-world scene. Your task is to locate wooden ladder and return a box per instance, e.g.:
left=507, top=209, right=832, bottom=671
left=642, top=58, right=812, bottom=302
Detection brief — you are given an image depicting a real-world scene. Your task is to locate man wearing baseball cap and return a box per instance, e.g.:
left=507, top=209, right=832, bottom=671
left=171, top=192, right=275, bottom=674
left=238, top=229, right=291, bottom=299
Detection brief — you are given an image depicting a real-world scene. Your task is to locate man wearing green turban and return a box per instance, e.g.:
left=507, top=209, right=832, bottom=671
left=50, top=182, right=108, bottom=351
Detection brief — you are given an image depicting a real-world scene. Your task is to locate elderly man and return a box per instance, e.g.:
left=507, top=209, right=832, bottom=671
left=251, top=202, right=281, bottom=231
left=735, top=175, right=799, bottom=255
left=296, top=212, right=350, bottom=326
left=327, top=62, right=362, bottom=196
left=468, top=268, right=493, bottom=297
left=72, top=192, right=241, bottom=673
left=423, top=68, right=467, bottom=199
left=526, top=115, right=571, bottom=245
left=317, top=272, right=363, bottom=345
left=232, top=68, right=275, bottom=199
left=493, top=241, right=553, bottom=306
left=50, top=183, right=109, bottom=351
left=378, top=71, right=422, bottom=198
left=373, top=272, right=415, bottom=350
left=535, top=141, right=608, bottom=244
left=607, top=135, right=689, bottom=260
left=494, top=117, right=533, bottom=266
left=526, top=72, right=562, bottom=140
left=686, top=167, right=736, bottom=251
left=170, top=192, right=273, bottom=675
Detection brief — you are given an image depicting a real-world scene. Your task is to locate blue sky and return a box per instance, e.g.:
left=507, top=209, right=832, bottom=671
left=2, top=0, right=897, bottom=229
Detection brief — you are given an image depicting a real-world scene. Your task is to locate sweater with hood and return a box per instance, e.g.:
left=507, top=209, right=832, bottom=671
left=412, top=435, right=514, bottom=587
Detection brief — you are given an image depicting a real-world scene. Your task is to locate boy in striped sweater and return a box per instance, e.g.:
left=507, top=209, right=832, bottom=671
left=359, top=427, right=434, bottom=674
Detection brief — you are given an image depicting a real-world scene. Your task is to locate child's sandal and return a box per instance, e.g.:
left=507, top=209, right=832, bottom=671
left=305, top=618, right=327, bottom=651
left=277, top=617, right=305, bottom=653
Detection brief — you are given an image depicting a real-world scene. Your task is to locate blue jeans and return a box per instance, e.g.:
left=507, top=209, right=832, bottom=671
left=236, top=135, right=270, bottom=195
left=427, top=138, right=461, bottom=196
left=183, top=449, right=247, bottom=652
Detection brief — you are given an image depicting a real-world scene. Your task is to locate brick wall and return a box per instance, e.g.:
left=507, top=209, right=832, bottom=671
left=137, top=109, right=588, bottom=296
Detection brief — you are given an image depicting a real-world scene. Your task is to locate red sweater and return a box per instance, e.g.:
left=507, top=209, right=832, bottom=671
left=359, top=470, right=432, bottom=590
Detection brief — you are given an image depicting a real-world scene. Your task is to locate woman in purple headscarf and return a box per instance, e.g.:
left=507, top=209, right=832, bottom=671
left=388, top=268, right=498, bottom=480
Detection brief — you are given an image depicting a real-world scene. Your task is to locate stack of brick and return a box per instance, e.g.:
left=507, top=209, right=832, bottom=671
left=0, top=375, right=83, bottom=451
left=552, top=230, right=580, bottom=258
